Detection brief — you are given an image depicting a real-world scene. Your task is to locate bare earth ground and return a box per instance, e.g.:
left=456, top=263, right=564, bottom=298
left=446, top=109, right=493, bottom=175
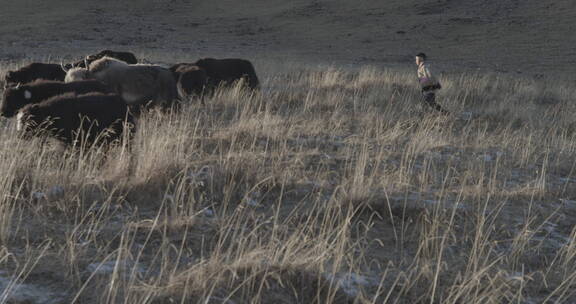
left=0, top=0, right=575, bottom=78
left=0, top=1, right=576, bottom=304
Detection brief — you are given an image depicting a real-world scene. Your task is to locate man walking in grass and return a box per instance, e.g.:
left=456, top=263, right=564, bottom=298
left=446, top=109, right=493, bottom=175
left=415, top=53, right=449, bottom=114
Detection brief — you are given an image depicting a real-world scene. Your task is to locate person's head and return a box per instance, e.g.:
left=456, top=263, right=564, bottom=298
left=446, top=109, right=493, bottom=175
left=415, top=53, right=427, bottom=65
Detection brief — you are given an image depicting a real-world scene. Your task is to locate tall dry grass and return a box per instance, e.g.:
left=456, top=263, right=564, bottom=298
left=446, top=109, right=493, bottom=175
left=0, top=60, right=575, bottom=303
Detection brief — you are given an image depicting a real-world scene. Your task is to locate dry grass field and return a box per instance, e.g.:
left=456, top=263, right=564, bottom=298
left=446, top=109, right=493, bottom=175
left=0, top=59, right=575, bottom=303
left=1, top=0, right=576, bottom=303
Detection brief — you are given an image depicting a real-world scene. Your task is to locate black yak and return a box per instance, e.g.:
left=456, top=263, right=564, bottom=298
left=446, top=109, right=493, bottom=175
left=1, top=80, right=112, bottom=117
left=4, top=63, right=66, bottom=88
left=194, top=58, right=259, bottom=91
left=17, top=93, right=134, bottom=147
left=169, top=64, right=208, bottom=100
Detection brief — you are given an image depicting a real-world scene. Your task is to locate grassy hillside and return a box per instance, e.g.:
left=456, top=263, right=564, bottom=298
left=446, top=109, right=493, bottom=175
left=0, top=0, right=575, bottom=78
left=0, top=59, right=575, bottom=302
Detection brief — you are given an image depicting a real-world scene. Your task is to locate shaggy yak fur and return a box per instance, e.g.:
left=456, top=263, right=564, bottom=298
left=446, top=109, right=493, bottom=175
left=65, top=57, right=178, bottom=110
left=169, top=64, right=208, bottom=100
left=4, top=63, right=66, bottom=88
left=1, top=80, right=112, bottom=117
left=68, top=50, right=138, bottom=69
left=17, top=93, right=133, bottom=146
left=194, top=58, right=260, bottom=91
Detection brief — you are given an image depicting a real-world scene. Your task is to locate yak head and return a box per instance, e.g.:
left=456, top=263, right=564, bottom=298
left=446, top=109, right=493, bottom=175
left=69, top=54, right=100, bottom=69
left=4, top=71, right=14, bottom=84
left=62, top=60, right=91, bottom=83
left=3, top=71, right=20, bottom=89
left=1, top=83, right=33, bottom=118
left=82, top=51, right=116, bottom=67
left=16, top=105, right=53, bottom=139
left=64, top=67, right=90, bottom=83
left=16, top=107, right=36, bottom=134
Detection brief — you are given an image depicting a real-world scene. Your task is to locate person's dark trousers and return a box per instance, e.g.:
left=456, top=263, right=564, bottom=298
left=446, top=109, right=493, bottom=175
left=422, top=90, right=449, bottom=114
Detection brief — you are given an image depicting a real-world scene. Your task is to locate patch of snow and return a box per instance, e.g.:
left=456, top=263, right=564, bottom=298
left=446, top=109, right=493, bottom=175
left=460, top=112, right=473, bottom=120
left=0, top=272, right=65, bottom=304
left=31, top=186, right=65, bottom=200
left=543, top=222, right=557, bottom=234
left=48, top=186, right=64, bottom=197
left=32, top=191, right=46, bottom=200
left=195, top=166, right=213, bottom=179
left=163, top=194, right=175, bottom=203
left=323, top=272, right=379, bottom=298
left=204, top=208, right=215, bottom=217
left=243, top=191, right=262, bottom=207
left=246, top=197, right=259, bottom=207
left=532, top=221, right=572, bottom=250
left=187, top=166, right=213, bottom=186
left=87, top=260, right=143, bottom=276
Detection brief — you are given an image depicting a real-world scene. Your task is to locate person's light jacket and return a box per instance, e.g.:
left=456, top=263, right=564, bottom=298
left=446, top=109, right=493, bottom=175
left=417, top=62, right=440, bottom=91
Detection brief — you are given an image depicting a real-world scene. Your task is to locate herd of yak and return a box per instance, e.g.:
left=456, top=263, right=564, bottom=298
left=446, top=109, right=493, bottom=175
left=0, top=50, right=260, bottom=147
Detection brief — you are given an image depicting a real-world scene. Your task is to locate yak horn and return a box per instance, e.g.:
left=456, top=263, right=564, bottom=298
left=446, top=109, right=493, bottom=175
left=84, top=57, right=90, bottom=70
left=15, top=83, right=21, bottom=89
left=60, top=62, right=70, bottom=73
